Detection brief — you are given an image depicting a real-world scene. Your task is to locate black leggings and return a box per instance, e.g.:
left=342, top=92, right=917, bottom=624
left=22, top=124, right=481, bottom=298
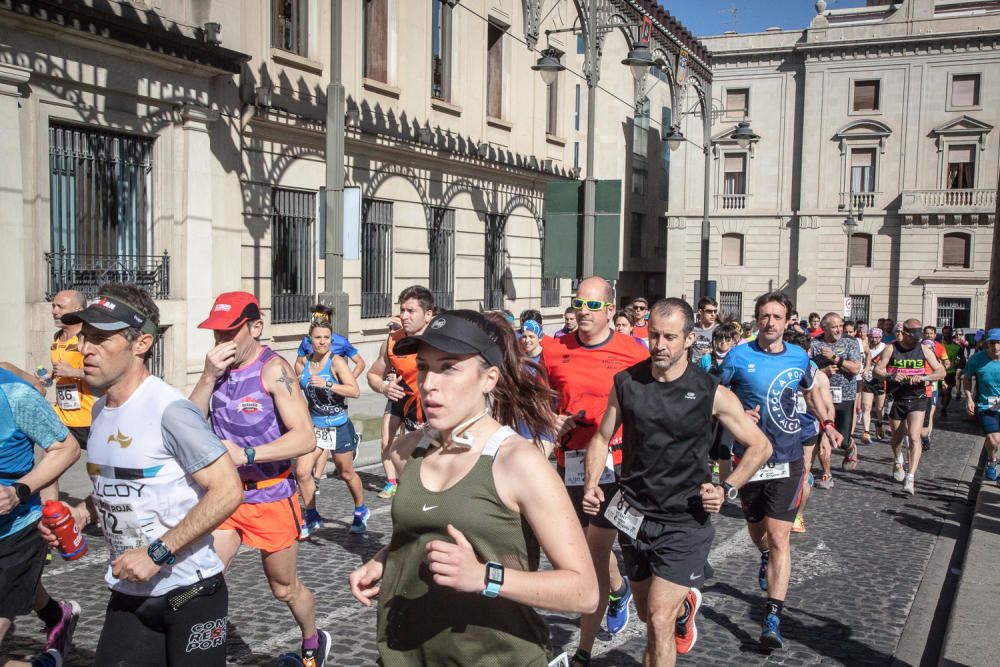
left=96, top=574, right=228, bottom=667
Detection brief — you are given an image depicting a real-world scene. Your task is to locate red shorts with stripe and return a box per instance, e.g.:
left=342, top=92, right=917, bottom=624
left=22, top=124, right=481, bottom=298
left=737, top=458, right=807, bottom=524
left=218, top=497, right=302, bottom=552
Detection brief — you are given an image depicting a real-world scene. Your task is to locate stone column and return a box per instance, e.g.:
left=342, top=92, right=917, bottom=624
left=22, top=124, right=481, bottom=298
left=0, top=64, right=32, bottom=365
left=176, top=104, right=220, bottom=386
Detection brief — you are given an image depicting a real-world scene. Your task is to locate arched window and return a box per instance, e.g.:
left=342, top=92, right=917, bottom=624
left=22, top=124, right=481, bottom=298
left=848, top=233, right=872, bottom=268
left=721, top=233, right=744, bottom=266
left=942, top=232, right=971, bottom=269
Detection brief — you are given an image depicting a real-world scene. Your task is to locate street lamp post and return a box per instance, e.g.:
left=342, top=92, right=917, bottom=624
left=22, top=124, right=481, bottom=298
left=531, top=1, right=654, bottom=278
left=843, top=204, right=863, bottom=316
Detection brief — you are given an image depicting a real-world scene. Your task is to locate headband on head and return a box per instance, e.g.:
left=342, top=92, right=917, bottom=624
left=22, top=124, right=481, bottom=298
left=522, top=320, right=543, bottom=337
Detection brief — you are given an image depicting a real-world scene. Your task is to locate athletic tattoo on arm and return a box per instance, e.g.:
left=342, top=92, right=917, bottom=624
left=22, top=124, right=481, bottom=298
left=278, top=365, right=294, bottom=396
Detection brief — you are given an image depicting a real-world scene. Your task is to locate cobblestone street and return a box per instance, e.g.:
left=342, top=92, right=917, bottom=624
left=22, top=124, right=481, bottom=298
left=3, top=417, right=982, bottom=666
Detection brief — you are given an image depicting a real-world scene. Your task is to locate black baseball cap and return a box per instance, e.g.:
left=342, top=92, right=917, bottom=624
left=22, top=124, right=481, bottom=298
left=394, top=312, right=504, bottom=368
left=61, top=295, right=158, bottom=334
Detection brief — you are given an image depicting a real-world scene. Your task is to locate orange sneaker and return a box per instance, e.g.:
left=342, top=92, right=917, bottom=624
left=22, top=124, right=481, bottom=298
left=675, top=588, right=703, bottom=655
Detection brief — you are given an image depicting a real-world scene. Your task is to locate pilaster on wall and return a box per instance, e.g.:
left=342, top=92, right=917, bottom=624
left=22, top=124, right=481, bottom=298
left=175, top=104, right=220, bottom=384
left=0, top=64, right=32, bottom=365
left=794, top=215, right=822, bottom=314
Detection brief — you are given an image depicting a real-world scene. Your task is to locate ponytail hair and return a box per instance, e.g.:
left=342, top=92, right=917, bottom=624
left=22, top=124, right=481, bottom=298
left=455, top=310, right=558, bottom=447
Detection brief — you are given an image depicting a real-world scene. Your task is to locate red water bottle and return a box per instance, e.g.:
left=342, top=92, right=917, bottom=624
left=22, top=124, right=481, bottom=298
left=41, top=501, right=88, bottom=561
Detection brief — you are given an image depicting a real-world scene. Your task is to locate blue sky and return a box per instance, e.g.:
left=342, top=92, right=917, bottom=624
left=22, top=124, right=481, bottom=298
left=663, top=0, right=870, bottom=37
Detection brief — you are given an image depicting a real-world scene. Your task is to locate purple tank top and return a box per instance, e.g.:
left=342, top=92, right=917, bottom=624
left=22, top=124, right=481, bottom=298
left=210, top=346, right=294, bottom=503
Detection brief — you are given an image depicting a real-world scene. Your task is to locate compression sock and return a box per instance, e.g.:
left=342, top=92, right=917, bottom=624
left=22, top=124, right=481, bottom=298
left=36, top=597, right=62, bottom=627
left=765, top=598, right=784, bottom=618
left=611, top=580, right=628, bottom=598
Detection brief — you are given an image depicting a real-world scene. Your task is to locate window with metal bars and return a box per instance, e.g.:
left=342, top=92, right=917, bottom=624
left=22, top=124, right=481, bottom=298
left=363, top=199, right=394, bottom=318
left=720, top=292, right=742, bottom=321
left=271, top=188, right=315, bottom=324
left=937, top=298, right=971, bottom=329
left=484, top=214, right=507, bottom=310
left=148, top=327, right=168, bottom=379
left=272, top=0, right=308, bottom=56
left=849, top=295, right=870, bottom=325
left=541, top=276, right=560, bottom=308
left=429, top=207, right=455, bottom=309
left=47, top=123, right=166, bottom=299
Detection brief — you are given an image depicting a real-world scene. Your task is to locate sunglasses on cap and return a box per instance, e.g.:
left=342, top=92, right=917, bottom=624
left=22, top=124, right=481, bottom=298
left=572, top=298, right=612, bottom=311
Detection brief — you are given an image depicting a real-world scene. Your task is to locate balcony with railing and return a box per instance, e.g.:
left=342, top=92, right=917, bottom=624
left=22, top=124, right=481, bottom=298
left=899, top=188, right=996, bottom=223
left=45, top=249, right=170, bottom=300
left=714, top=194, right=748, bottom=210
left=839, top=191, right=879, bottom=210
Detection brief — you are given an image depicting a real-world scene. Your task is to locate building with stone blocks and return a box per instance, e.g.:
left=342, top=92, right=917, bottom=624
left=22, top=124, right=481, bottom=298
left=668, top=0, right=1000, bottom=327
left=0, top=0, right=706, bottom=389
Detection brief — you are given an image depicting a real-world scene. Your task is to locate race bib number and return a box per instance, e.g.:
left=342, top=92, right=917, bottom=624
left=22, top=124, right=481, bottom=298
left=95, top=498, right=148, bottom=560
left=795, top=394, right=807, bottom=415
left=748, top=461, right=790, bottom=483
left=314, top=427, right=337, bottom=450
left=563, top=449, right=614, bottom=487
left=831, top=386, right=844, bottom=404
left=604, top=489, right=644, bottom=539
left=56, top=384, right=81, bottom=410
left=989, top=396, right=1000, bottom=411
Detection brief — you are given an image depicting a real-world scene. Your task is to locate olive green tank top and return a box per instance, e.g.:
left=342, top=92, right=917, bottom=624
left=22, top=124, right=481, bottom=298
left=376, top=426, right=552, bottom=666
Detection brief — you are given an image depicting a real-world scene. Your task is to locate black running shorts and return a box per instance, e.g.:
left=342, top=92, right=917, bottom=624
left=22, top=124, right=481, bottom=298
left=0, top=522, right=47, bottom=618
left=739, top=458, right=807, bottom=524
left=889, top=396, right=928, bottom=421
left=619, top=518, right=715, bottom=587
left=862, top=379, right=885, bottom=396
left=95, top=574, right=229, bottom=667
left=558, top=465, right=620, bottom=530
left=386, top=397, right=421, bottom=432
left=833, top=402, right=855, bottom=447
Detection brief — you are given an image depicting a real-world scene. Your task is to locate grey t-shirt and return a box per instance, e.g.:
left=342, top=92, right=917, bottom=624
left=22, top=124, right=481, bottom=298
left=691, top=323, right=718, bottom=364
left=810, top=336, right=863, bottom=403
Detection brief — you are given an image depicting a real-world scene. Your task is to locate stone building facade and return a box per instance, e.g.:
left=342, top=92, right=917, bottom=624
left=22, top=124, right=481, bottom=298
left=668, top=0, right=999, bottom=328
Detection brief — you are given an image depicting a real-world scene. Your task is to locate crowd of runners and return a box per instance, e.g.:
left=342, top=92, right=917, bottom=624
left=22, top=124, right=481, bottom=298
left=2, top=279, right=999, bottom=666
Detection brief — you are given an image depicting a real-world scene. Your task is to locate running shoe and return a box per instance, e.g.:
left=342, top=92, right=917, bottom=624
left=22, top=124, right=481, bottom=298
left=378, top=481, right=397, bottom=498
left=791, top=515, right=806, bottom=533
left=605, top=577, right=631, bottom=635
left=349, top=506, right=371, bottom=534
left=893, top=463, right=907, bottom=482
left=985, top=459, right=999, bottom=482
left=842, top=445, right=858, bottom=471
left=301, top=629, right=331, bottom=667
left=921, top=435, right=931, bottom=452
left=313, top=477, right=322, bottom=496
left=861, top=431, right=871, bottom=445
left=29, top=650, right=62, bottom=667
left=758, top=551, right=769, bottom=592
left=876, top=425, right=886, bottom=441
left=45, top=600, right=80, bottom=657
left=815, top=474, right=834, bottom=490
left=299, top=522, right=311, bottom=540
left=903, top=474, right=916, bottom=496
left=675, top=587, right=702, bottom=655
left=304, top=509, right=324, bottom=534
left=760, top=613, right=784, bottom=649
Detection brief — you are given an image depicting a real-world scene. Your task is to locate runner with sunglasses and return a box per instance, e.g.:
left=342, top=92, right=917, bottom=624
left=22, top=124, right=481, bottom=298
left=540, top=278, right=648, bottom=666
left=873, top=319, right=946, bottom=495
left=631, top=298, right=650, bottom=340
left=691, top=298, right=719, bottom=367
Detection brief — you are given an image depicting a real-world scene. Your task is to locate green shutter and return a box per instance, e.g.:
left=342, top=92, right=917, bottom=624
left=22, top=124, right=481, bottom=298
left=543, top=181, right=582, bottom=278
left=594, top=180, right=622, bottom=281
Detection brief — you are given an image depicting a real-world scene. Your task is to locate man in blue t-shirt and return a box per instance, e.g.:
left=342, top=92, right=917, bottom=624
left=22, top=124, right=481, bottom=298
left=293, top=305, right=366, bottom=380
left=1, top=368, right=81, bottom=666
left=964, top=328, right=1000, bottom=483
left=718, top=292, right=842, bottom=651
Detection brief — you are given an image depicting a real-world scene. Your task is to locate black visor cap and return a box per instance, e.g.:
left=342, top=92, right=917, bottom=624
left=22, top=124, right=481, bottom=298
left=394, top=313, right=504, bottom=368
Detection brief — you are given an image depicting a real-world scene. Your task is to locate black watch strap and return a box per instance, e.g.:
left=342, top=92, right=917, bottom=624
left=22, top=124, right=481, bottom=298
left=723, top=483, right=739, bottom=502
left=12, top=482, right=31, bottom=504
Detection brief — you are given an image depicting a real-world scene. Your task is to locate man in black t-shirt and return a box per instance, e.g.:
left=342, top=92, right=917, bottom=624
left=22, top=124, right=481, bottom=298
left=582, top=298, right=772, bottom=665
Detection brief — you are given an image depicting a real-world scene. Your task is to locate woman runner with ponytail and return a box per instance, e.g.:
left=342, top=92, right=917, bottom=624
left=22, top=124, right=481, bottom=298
left=349, top=310, right=598, bottom=665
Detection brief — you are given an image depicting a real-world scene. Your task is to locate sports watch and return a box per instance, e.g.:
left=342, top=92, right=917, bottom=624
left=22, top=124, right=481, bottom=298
left=11, top=482, right=31, bottom=505
left=147, top=539, right=176, bottom=566
left=482, top=561, right=504, bottom=598
left=723, top=483, right=739, bottom=503
left=244, top=447, right=256, bottom=465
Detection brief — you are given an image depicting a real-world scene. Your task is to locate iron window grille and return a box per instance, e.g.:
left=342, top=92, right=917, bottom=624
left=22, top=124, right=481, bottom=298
left=937, top=298, right=971, bottom=329
left=541, top=276, right=560, bottom=308
left=362, top=198, right=394, bottom=318
left=47, top=123, right=164, bottom=298
left=271, top=188, right=315, bottom=324
left=720, top=292, right=743, bottom=321
left=149, top=326, right=168, bottom=379
left=849, top=295, right=870, bottom=325
left=484, top=214, right=507, bottom=310
left=429, top=207, right=455, bottom=310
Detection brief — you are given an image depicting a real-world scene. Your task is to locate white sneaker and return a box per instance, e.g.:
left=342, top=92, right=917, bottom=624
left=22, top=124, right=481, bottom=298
left=903, top=474, right=915, bottom=495
left=893, top=464, right=906, bottom=482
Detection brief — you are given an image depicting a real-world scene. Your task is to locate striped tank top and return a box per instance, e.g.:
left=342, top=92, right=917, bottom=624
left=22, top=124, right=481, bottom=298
left=377, top=426, right=551, bottom=666
left=210, top=346, right=294, bottom=503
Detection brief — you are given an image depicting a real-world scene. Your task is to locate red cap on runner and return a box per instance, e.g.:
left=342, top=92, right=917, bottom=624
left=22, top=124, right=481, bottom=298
left=198, top=292, right=262, bottom=330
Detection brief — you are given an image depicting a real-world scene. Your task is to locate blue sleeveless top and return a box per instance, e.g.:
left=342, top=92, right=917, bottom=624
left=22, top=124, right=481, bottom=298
left=299, top=355, right=349, bottom=428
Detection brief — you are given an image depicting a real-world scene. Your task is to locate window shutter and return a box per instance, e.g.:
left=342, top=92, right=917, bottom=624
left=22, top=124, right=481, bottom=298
left=849, top=234, right=871, bottom=267
left=942, top=233, right=970, bottom=268
left=951, top=75, right=978, bottom=107
left=725, top=89, right=748, bottom=119
left=721, top=234, right=743, bottom=266
left=724, top=154, right=745, bottom=174
left=365, top=0, right=388, bottom=82
left=948, top=145, right=975, bottom=165
left=851, top=150, right=874, bottom=167
left=853, top=81, right=878, bottom=111
left=487, top=24, right=504, bottom=118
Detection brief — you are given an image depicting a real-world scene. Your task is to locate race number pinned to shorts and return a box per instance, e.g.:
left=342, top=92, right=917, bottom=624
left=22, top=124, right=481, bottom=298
left=989, top=396, right=1000, bottom=411
left=95, top=498, right=148, bottom=559
left=831, top=386, right=844, bottom=404
left=748, top=461, right=790, bottom=484
left=56, top=384, right=81, bottom=410
left=604, top=489, right=644, bottom=539
left=314, top=427, right=337, bottom=450
left=563, top=450, right=614, bottom=487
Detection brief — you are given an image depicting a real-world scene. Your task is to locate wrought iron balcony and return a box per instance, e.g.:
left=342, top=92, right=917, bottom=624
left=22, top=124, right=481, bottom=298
left=45, top=249, right=170, bottom=300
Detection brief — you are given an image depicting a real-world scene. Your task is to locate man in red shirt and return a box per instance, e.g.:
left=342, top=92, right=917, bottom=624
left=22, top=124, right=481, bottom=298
left=541, top=277, right=648, bottom=665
